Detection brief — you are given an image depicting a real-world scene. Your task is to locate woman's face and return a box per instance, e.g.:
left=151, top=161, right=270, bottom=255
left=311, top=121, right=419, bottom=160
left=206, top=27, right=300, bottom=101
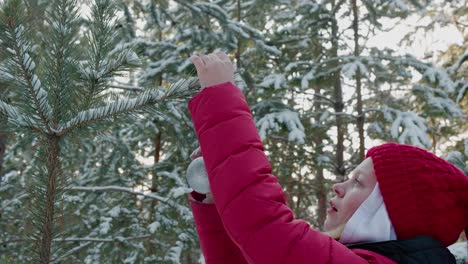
left=324, top=157, right=377, bottom=232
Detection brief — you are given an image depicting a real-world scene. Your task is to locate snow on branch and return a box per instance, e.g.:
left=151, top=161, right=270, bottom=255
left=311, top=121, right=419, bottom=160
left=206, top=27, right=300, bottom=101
left=385, top=0, right=410, bottom=11
left=259, top=73, right=287, bottom=90
left=382, top=106, right=431, bottom=148
left=301, top=69, right=316, bottom=90
left=341, top=59, right=368, bottom=79
left=455, top=82, right=467, bottom=104
left=422, top=66, right=455, bottom=93
left=53, top=242, right=92, bottom=262
left=66, top=185, right=192, bottom=222
left=193, top=2, right=229, bottom=21
left=447, top=51, right=468, bottom=75
left=256, top=109, right=306, bottom=144
left=390, top=55, right=456, bottom=93
left=138, top=56, right=177, bottom=80
left=78, top=46, right=140, bottom=82
left=66, top=184, right=193, bottom=223
left=59, top=89, right=165, bottom=134
left=108, top=84, right=144, bottom=92
left=66, top=185, right=169, bottom=203
left=60, top=74, right=201, bottom=134
left=229, top=21, right=280, bottom=55
left=6, top=25, right=52, bottom=131
left=0, top=67, right=14, bottom=81
left=164, top=240, right=184, bottom=263
left=180, top=1, right=280, bottom=56
left=0, top=99, right=41, bottom=130
left=413, top=85, right=464, bottom=118
left=253, top=37, right=281, bottom=56
left=0, top=99, right=23, bottom=122
left=54, top=235, right=152, bottom=243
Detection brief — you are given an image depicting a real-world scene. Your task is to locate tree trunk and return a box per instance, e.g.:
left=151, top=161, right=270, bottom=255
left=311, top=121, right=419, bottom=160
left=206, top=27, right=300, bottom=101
left=151, top=132, right=162, bottom=194
left=0, top=132, right=6, bottom=178
left=0, top=111, right=6, bottom=178
left=352, top=0, right=365, bottom=161
left=235, top=0, right=242, bottom=70
left=40, top=134, right=61, bottom=263
left=331, top=0, right=346, bottom=181
left=313, top=85, right=327, bottom=229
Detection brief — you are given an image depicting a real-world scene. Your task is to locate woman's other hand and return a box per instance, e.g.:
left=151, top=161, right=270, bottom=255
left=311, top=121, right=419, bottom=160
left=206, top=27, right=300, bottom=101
left=190, top=51, right=235, bottom=89
left=187, top=147, right=214, bottom=204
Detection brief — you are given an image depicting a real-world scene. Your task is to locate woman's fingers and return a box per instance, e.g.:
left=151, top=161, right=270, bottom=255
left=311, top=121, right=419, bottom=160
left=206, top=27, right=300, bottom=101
left=192, top=52, right=231, bottom=68
left=190, top=55, right=205, bottom=71
left=190, top=51, right=234, bottom=89
left=214, top=51, right=230, bottom=62
left=205, top=53, right=220, bottom=63
left=202, top=54, right=211, bottom=65
left=190, top=147, right=202, bottom=160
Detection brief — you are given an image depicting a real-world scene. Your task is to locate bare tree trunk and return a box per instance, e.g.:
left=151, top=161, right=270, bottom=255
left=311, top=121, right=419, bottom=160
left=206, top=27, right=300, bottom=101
left=151, top=131, right=162, bottom=194
left=331, top=0, right=346, bottom=181
left=0, top=108, right=6, bottom=178
left=295, top=171, right=303, bottom=215
left=40, top=135, right=61, bottom=263
left=235, top=0, right=242, bottom=70
left=151, top=59, right=163, bottom=195
left=352, top=0, right=365, bottom=161
left=145, top=5, right=166, bottom=254
left=313, top=85, right=327, bottom=229
left=283, top=142, right=296, bottom=209
left=0, top=132, right=6, bottom=178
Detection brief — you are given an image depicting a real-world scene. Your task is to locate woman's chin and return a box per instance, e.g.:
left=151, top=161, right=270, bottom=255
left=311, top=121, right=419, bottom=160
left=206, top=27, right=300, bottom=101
left=323, top=218, right=333, bottom=232
left=324, top=212, right=338, bottom=229
left=323, top=222, right=346, bottom=240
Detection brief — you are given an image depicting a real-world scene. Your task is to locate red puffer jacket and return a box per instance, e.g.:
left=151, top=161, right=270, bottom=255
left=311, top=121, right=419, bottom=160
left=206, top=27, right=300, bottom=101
left=188, top=82, right=397, bottom=264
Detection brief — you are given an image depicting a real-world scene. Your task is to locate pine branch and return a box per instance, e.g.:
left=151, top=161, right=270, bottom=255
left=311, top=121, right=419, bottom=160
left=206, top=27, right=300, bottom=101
left=0, top=98, right=42, bottom=131
left=44, top=0, right=81, bottom=124
left=1, top=235, right=153, bottom=245
left=78, top=0, right=141, bottom=108
left=59, top=88, right=165, bottom=135
left=447, top=51, right=468, bottom=75
left=52, top=242, right=92, bottom=263
left=108, top=84, right=144, bottom=92
left=59, top=76, right=201, bottom=135
left=5, top=24, right=52, bottom=132
left=78, top=45, right=140, bottom=87
left=54, top=235, right=153, bottom=243
left=0, top=67, right=14, bottom=81
left=9, top=184, right=188, bottom=215
left=57, top=236, right=167, bottom=262
left=66, top=185, right=170, bottom=203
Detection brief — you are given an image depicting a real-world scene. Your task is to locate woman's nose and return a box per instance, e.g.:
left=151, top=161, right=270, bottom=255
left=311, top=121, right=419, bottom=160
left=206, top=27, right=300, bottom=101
left=333, top=183, right=344, bottom=198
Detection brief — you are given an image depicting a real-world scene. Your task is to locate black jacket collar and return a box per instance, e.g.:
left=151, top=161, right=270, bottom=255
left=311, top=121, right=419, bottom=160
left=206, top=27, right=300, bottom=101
left=346, top=236, right=456, bottom=264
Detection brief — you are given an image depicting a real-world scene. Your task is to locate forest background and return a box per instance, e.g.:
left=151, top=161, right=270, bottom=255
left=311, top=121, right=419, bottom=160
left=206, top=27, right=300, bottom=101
left=0, top=0, right=466, bottom=263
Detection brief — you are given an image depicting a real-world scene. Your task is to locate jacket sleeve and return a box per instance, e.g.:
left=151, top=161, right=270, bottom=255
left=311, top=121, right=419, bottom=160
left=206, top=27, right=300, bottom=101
left=188, top=82, right=396, bottom=264
left=189, top=194, right=248, bottom=264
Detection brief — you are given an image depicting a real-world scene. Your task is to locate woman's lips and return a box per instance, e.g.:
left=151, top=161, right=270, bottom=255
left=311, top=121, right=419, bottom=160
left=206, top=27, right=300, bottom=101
left=328, top=200, right=338, bottom=213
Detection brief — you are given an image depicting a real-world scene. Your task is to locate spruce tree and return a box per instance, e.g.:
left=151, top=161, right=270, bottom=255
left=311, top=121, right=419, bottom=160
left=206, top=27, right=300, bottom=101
left=0, top=0, right=199, bottom=262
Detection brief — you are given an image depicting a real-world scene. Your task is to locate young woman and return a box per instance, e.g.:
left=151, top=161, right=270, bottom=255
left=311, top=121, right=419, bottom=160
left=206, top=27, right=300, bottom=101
left=186, top=51, right=468, bottom=264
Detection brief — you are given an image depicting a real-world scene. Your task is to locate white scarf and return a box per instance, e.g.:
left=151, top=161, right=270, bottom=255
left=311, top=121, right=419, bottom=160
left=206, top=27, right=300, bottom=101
left=339, top=183, right=397, bottom=245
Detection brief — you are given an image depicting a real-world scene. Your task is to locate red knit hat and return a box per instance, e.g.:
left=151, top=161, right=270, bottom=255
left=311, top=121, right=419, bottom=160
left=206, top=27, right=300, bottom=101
left=366, top=142, right=468, bottom=247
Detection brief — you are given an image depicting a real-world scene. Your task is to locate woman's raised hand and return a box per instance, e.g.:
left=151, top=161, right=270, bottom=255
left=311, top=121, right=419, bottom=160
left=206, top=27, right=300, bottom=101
left=190, top=51, right=235, bottom=89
